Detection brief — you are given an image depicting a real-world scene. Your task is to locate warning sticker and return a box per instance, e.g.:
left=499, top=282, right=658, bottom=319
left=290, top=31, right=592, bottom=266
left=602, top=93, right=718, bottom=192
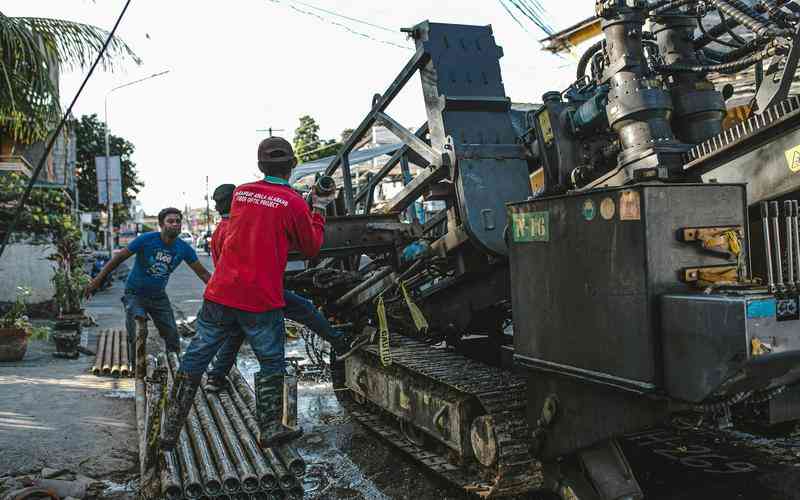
left=600, top=197, right=615, bottom=220
left=784, top=144, right=800, bottom=172
left=619, top=191, right=641, bottom=221
left=511, top=211, right=549, bottom=242
left=582, top=200, right=596, bottom=221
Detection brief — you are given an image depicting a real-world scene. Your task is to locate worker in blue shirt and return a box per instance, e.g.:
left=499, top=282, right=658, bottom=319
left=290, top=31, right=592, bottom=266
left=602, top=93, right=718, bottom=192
left=86, top=207, right=212, bottom=376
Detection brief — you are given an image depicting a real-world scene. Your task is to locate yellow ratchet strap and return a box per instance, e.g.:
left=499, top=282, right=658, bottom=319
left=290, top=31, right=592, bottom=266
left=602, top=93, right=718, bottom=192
left=376, top=295, right=392, bottom=366
left=400, top=280, right=429, bottom=334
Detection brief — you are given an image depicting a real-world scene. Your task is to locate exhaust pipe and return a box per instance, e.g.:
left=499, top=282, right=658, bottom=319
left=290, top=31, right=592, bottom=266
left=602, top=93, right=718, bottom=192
left=771, top=201, right=785, bottom=292
left=786, top=201, right=796, bottom=291
left=761, top=202, right=776, bottom=293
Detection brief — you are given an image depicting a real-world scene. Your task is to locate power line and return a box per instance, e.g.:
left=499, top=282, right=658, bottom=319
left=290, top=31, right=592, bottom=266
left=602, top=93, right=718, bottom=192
left=282, top=0, right=397, bottom=34
left=267, top=0, right=412, bottom=51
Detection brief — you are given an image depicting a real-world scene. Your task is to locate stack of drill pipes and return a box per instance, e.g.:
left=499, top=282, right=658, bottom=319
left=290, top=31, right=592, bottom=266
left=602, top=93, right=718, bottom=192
left=166, top=353, right=224, bottom=497
left=91, top=330, right=107, bottom=375
left=110, top=330, right=122, bottom=377
left=155, top=356, right=184, bottom=500
left=275, top=446, right=306, bottom=478
left=216, top=389, right=277, bottom=490
left=101, top=329, right=114, bottom=375
left=227, top=368, right=297, bottom=491
left=203, top=384, right=261, bottom=493
left=119, top=331, right=131, bottom=377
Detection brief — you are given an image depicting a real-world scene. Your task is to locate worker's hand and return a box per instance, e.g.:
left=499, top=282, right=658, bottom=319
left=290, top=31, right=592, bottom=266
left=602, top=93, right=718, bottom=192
left=311, top=190, right=336, bottom=211
left=84, top=279, right=99, bottom=299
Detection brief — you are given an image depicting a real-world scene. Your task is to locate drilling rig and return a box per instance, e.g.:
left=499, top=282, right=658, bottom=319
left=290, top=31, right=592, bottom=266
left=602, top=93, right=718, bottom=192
left=286, top=1, right=800, bottom=497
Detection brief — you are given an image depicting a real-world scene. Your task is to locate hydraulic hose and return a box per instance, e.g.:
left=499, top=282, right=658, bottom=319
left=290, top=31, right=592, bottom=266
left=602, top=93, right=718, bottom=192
left=576, top=40, right=603, bottom=80
left=694, top=15, right=742, bottom=48
left=710, top=0, right=776, bottom=37
left=658, top=43, right=777, bottom=73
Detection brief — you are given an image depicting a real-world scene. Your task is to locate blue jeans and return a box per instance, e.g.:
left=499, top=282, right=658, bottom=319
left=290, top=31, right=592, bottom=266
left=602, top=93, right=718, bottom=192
left=179, top=299, right=286, bottom=381
left=207, top=290, right=341, bottom=379
left=123, top=291, right=180, bottom=368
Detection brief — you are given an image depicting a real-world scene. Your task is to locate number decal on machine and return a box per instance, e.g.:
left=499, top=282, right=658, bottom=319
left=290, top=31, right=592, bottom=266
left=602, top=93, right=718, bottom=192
left=511, top=211, right=549, bottom=242
left=783, top=144, right=800, bottom=172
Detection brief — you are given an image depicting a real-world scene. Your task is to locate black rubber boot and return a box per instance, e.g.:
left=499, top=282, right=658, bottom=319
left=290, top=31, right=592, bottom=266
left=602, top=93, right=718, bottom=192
left=255, top=373, right=302, bottom=448
left=331, top=331, right=371, bottom=361
left=161, top=372, right=199, bottom=451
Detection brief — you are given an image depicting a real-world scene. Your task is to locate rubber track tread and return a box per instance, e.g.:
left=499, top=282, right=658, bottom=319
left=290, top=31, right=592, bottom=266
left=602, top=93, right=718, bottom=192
left=347, top=335, right=543, bottom=497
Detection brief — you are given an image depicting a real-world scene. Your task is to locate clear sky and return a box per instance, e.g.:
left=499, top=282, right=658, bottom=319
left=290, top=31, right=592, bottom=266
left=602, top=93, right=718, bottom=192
left=7, top=1, right=589, bottom=215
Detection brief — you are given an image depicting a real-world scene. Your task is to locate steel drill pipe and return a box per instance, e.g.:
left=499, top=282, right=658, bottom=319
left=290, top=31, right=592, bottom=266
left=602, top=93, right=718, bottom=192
left=110, top=329, right=121, bottom=377
left=136, top=359, right=155, bottom=499
left=166, top=354, right=224, bottom=497
left=204, top=385, right=261, bottom=493
left=195, top=387, right=242, bottom=494
left=101, top=328, right=114, bottom=375
left=227, top=376, right=292, bottom=489
left=163, top=356, right=204, bottom=499
left=249, top=493, right=270, bottom=500
left=218, top=390, right=277, bottom=491
left=159, top=357, right=186, bottom=500
left=142, top=361, right=168, bottom=499
left=119, top=330, right=131, bottom=377
left=286, top=483, right=304, bottom=499
left=91, top=330, right=107, bottom=375
left=276, top=445, right=306, bottom=478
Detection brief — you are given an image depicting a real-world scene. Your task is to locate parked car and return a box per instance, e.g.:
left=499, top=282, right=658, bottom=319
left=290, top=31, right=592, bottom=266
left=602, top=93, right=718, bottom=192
left=179, top=232, right=194, bottom=247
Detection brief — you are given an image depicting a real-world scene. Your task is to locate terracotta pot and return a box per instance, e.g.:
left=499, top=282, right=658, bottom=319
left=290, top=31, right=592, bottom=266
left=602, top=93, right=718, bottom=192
left=0, top=327, right=29, bottom=362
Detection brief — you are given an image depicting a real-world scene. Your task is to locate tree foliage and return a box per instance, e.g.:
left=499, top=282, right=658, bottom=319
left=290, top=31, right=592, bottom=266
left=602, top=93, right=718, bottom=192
left=72, top=113, right=143, bottom=227
left=0, top=11, right=139, bottom=144
left=293, top=115, right=339, bottom=162
left=0, top=172, right=75, bottom=237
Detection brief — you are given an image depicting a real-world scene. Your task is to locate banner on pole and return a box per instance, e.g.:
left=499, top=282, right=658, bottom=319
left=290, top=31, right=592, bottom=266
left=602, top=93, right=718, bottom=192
left=95, top=156, right=123, bottom=204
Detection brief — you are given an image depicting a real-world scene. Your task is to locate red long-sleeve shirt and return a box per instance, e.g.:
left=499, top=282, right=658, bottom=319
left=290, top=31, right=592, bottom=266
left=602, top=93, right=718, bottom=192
left=204, top=178, right=324, bottom=312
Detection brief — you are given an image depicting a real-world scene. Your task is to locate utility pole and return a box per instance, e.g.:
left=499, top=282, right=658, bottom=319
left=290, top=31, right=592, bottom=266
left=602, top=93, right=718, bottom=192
left=256, top=127, right=285, bottom=137
left=104, top=70, right=170, bottom=255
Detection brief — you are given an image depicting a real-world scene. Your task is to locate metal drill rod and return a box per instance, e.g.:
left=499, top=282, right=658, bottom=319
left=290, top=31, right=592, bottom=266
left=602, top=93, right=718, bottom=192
left=141, top=363, right=168, bottom=499
left=762, top=202, right=776, bottom=292
left=135, top=319, right=148, bottom=379
left=286, top=483, right=304, bottom=499
left=119, top=330, right=131, bottom=377
left=163, top=361, right=203, bottom=500
left=167, top=354, right=224, bottom=497
left=794, top=200, right=800, bottom=286
left=110, top=329, right=121, bottom=377
left=772, top=201, right=785, bottom=291
left=101, top=327, right=114, bottom=375
left=218, top=391, right=277, bottom=491
left=194, top=383, right=242, bottom=494
left=227, top=375, right=291, bottom=490
left=91, top=330, right=107, bottom=375
left=159, top=357, right=184, bottom=500
left=786, top=201, right=796, bottom=290
left=204, top=386, right=261, bottom=493
left=276, top=445, right=306, bottom=478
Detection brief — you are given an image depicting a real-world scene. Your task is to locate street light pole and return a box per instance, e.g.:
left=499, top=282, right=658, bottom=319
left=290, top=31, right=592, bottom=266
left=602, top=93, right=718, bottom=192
left=103, top=70, right=169, bottom=254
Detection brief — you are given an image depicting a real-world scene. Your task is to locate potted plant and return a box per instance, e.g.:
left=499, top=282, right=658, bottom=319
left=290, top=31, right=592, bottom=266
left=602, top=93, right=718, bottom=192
left=49, top=228, right=89, bottom=359
left=0, top=287, right=34, bottom=361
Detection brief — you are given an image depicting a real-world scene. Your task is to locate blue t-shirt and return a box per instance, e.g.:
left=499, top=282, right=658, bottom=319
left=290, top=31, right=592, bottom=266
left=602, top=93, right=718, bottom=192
left=125, top=232, right=198, bottom=296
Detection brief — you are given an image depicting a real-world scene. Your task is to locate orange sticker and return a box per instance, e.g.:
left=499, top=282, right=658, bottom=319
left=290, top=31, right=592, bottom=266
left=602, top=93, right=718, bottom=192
left=619, top=191, right=641, bottom=221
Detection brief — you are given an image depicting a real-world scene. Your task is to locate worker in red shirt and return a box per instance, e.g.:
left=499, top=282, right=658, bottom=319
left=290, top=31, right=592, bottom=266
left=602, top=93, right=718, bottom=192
left=162, top=137, right=334, bottom=451
left=209, top=183, right=236, bottom=264
left=203, top=183, right=367, bottom=393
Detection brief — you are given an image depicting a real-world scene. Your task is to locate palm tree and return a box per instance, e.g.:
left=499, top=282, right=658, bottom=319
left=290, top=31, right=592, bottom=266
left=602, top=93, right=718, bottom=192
left=0, top=11, right=140, bottom=145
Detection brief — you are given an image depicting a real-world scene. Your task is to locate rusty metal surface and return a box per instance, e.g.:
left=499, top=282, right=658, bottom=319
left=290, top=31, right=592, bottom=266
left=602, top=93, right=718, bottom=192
left=90, top=330, right=106, bottom=375
left=205, top=386, right=261, bottom=493
left=101, top=328, right=113, bottom=375
left=119, top=330, right=130, bottom=377
left=110, top=329, right=121, bottom=377
left=342, top=335, right=544, bottom=497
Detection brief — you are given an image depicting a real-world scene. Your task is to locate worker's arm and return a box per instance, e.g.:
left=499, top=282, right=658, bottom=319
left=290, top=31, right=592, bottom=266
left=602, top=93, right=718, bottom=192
left=188, top=260, right=212, bottom=284
left=85, top=248, right=133, bottom=297
left=289, top=202, right=326, bottom=258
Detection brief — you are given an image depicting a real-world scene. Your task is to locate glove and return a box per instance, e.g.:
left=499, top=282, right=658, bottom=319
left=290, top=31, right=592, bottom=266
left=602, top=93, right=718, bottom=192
left=311, top=190, right=336, bottom=211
